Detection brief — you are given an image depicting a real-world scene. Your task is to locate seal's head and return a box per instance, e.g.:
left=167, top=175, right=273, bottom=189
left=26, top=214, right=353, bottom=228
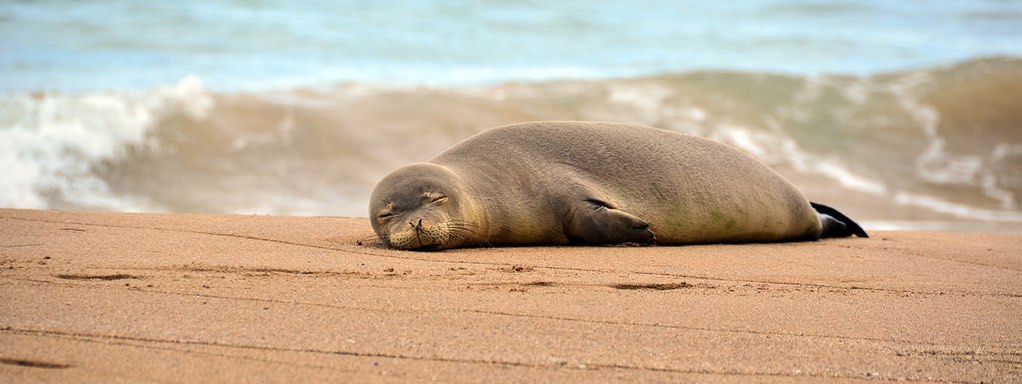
left=369, top=163, right=481, bottom=251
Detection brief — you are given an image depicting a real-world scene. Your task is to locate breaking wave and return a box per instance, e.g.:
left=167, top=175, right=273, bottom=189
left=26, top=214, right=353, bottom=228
left=2, top=57, right=1021, bottom=228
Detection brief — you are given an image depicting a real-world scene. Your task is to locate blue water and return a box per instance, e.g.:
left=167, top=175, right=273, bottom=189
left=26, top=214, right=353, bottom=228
left=3, top=0, right=1022, bottom=92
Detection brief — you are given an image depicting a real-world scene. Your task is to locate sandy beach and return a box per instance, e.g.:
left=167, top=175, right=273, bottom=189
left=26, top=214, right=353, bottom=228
left=1, top=208, right=1020, bottom=382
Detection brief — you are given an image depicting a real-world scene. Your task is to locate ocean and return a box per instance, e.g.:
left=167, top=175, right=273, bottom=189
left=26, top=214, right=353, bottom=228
left=2, top=1, right=1022, bottom=230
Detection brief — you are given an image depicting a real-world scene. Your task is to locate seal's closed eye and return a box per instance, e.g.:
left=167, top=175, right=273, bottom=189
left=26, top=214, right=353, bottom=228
left=377, top=211, right=394, bottom=223
left=585, top=198, right=613, bottom=210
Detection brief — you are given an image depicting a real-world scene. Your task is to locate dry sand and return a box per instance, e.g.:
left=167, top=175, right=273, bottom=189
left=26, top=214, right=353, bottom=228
left=1, top=208, right=1020, bottom=382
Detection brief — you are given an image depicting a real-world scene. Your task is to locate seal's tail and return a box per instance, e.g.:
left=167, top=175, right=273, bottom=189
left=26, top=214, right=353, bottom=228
left=811, top=202, right=869, bottom=238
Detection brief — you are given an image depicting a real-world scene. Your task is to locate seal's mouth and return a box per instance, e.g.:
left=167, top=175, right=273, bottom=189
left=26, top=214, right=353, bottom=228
left=379, top=236, right=444, bottom=251
left=381, top=219, right=452, bottom=251
left=377, top=217, right=481, bottom=251
left=407, top=244, right=443, bottom=252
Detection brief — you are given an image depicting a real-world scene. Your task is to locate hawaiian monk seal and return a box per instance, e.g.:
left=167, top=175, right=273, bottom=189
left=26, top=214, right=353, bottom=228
left=369, top=121, right=867, bottom=251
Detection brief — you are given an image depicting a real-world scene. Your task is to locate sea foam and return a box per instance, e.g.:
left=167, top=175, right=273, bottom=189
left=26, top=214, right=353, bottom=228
left=1, top=59, right=1020, bottom=228
left=0, top=76, right=212, bottom=210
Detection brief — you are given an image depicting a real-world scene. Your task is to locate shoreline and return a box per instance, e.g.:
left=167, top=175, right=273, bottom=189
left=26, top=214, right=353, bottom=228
left=2, top=208, right=1020, bottom=382
left=861, top=220, right=1022, bottom=233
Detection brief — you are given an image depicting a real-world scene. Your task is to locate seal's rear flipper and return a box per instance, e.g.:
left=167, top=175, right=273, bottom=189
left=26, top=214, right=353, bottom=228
left=565, top=199, right=657, bottom=245
left=811, top=202, right=868, bottom=238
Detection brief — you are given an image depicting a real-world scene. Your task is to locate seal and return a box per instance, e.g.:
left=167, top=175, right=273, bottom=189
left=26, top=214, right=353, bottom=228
left=369, top=121, right=867, bottom=250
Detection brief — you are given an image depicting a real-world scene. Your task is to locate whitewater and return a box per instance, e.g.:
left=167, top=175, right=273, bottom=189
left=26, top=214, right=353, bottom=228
left=2, top=1, right=1021, bottom=229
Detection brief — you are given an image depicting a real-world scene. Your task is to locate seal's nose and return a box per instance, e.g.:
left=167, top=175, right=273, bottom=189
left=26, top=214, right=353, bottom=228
left=409, top=219, right=424, bottom=233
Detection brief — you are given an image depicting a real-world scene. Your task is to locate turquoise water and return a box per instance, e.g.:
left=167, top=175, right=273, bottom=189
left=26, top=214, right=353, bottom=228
left=3, top=0, right=1022, bottom=91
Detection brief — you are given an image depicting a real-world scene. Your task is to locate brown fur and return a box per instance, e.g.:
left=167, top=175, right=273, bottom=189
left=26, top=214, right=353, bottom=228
left=369, top=121, right=821, bottom=250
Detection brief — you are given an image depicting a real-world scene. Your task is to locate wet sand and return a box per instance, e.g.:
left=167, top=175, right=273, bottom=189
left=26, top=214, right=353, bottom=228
left=1, top=208, right=1020, bottom=382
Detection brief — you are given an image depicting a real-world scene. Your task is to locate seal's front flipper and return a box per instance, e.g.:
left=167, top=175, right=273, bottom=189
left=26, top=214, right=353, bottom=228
left=564, top=199, right=656, bottom=245
left=811, top=202, right=869, bottom=238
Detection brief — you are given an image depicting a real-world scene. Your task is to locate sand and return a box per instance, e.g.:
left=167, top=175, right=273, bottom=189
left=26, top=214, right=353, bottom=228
left=1, top=208, right=1020, bottom=383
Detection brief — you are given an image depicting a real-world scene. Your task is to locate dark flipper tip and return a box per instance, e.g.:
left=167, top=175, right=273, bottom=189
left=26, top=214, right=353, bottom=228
left=811, top=202, right=869, bottom=238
